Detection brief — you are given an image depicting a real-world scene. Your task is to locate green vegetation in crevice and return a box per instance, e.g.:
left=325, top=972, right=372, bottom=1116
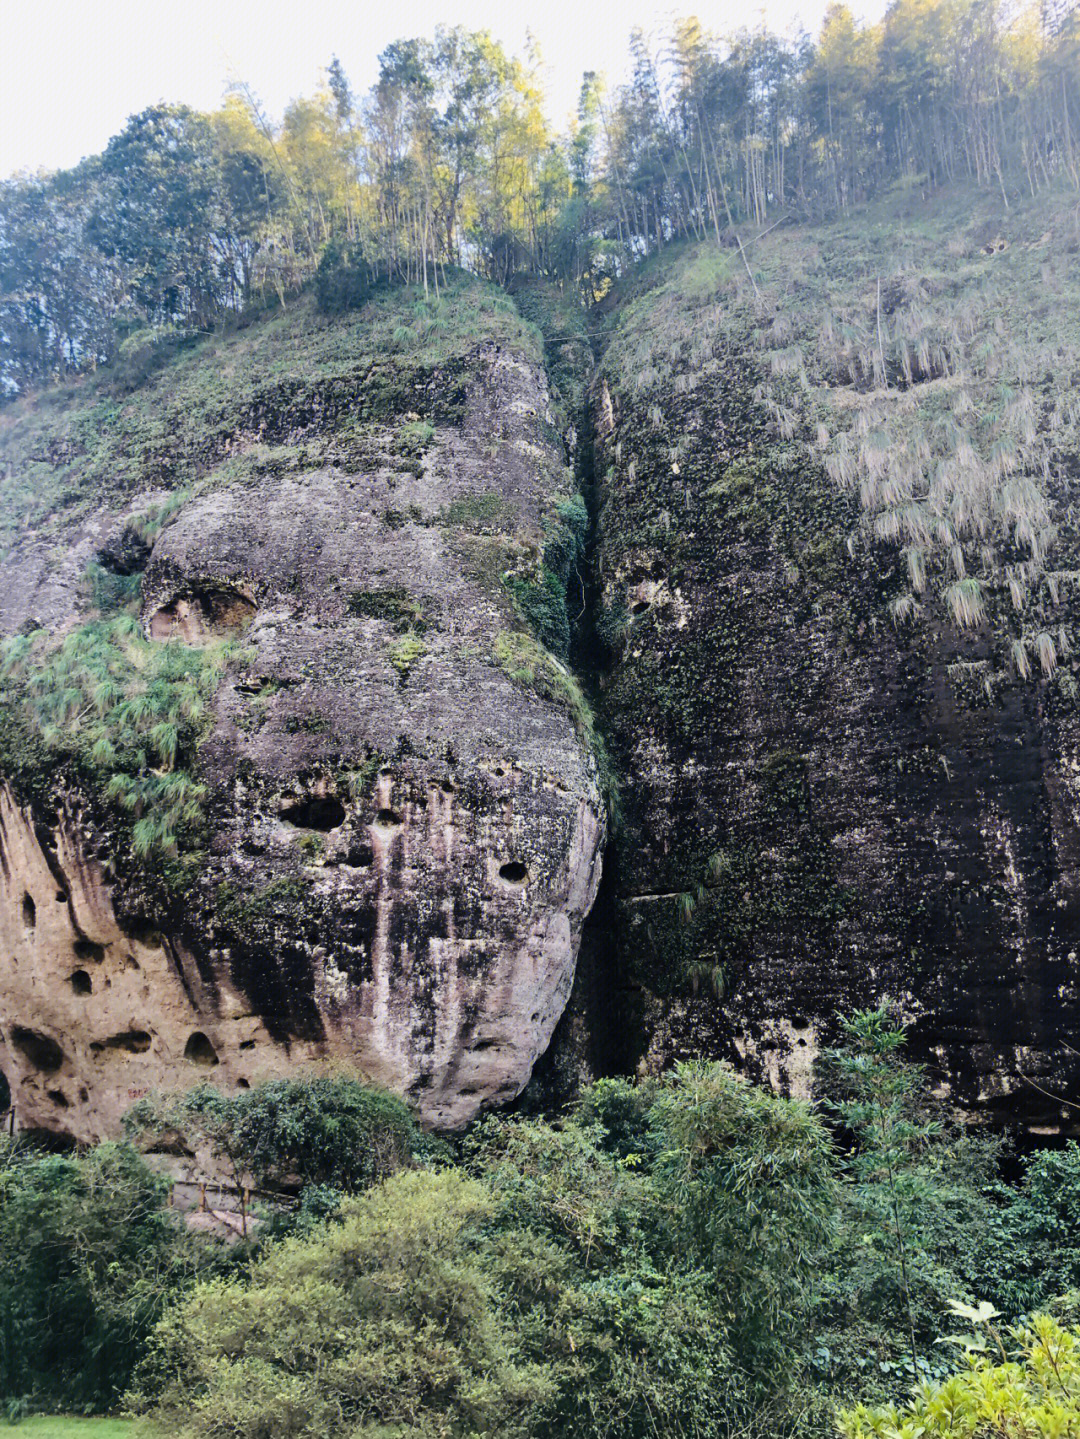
left=507, top=273, right=595, bottom=437
left=214, top=875, right=313, bottom=941
left=504, top=494, right=588, bottom=661
left=0, top=618, right=231, bottom=857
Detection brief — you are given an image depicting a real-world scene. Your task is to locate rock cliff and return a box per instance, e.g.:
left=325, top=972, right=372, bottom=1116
left=0, top=283, right=604, bottom=1138
left=592, top=187, right=1080, bottom=1132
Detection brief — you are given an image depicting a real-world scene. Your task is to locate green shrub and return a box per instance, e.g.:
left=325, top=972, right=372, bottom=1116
left=0, top=1141, right=196, bottom=1411
left=811, top=1010, right=1009, bottom=1399
left=124, top=1074, right=424, bottom=1194
left=838, top=1311, right=1080, bottom=1439
left=130, top=1170, right=556, bottom=1439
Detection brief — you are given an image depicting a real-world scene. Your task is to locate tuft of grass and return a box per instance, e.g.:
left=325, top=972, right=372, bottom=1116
left=387, top=634, right=427, bottom=679
left=1, top=619, right=230, bottom=855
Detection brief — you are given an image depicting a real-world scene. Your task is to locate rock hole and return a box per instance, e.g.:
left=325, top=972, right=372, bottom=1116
left=378, top=765, right=394, bottom=776
left=0, top=1069, right=9, bottom=1113
left=91, top=1030, right=152, bottom=1054
left=47, top=1089, right=69, bottom=1109
left=441, top=780, right=456, bottom=794
left=236, top=1078, right=250, bottom=1090
left=239, top=1039, right=256, bottom=1051
left=498, top=861, right=528, bottom=885
left=280, top=796, right=346, bottom=831
left=11, top=1027, right=64, bottom=1072
left=21, top=894, right=35, bottom=930
left=55, top=891, right=68, bottom=903
left=128, top=923, right=162, bottom=948
left=375, top=808, right=402, bottom=829
left=73, top=939, right=106, bottom=963
left=70, top=970, right=92, bottom=996
left=184, top=1032, right=219, bottom=1067
left=631, top=600, right=650, bottom=615
left=149, top=588, right=255, bottom=644
left=342, top=843, right=374, bottom=869
left=472, top=1037, right=499, bottom=1051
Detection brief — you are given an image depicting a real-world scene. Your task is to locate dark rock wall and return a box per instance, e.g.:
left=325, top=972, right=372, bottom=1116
left=594, top=320, right=1080, bottom=1132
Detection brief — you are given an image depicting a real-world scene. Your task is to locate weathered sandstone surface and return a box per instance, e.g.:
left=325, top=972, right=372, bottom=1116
left=0, top=333, right=604, bottom=1138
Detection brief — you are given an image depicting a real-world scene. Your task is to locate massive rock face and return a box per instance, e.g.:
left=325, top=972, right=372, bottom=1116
left=593, top=219, right=1080, bottom=1134
left=0, top=313, right=604, bottom=1139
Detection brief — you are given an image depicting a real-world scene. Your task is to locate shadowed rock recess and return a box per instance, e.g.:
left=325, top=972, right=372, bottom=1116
left=0, top=291, right=604, bottom=1138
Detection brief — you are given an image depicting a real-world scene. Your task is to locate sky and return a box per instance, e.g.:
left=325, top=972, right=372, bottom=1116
left=1, top=0, right=887, bottom=180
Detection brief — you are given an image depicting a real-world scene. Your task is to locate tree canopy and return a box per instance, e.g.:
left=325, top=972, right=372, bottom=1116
left=2, top=2, right=1076, bottom=394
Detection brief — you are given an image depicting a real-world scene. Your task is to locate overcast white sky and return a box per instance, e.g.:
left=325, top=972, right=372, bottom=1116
left=1, top=0, right=888, bottom=180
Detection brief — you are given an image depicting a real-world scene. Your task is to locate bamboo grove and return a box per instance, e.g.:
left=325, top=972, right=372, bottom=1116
left=1, top=0, right=1078, bottom=395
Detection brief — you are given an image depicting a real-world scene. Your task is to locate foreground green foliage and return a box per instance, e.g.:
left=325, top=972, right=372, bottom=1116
left=130, top=1062, right=834, bottom=1438
left=6, top=1028, right=1080, bottom=1434
left=839, top=1311, right=1080, bottom=1438
left=0, top=1142, right=204, bottom=1413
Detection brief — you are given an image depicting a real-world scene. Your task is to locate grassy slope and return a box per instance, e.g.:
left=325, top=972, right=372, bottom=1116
left=602, top=179, right=1080, bottom=672
left=0, top=274, right=542, bottom=556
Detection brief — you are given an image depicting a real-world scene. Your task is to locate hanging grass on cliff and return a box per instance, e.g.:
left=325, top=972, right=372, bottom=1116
left=0, top=619, right=229, bottom=856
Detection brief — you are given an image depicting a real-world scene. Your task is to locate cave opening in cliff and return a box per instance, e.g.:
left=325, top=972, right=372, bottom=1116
left=0, top=1068, right=9, bottom=1115
left=91, top=1030, right=152, bottom=1054
left=21, top=893, right=35, bottom=930
left=12, top=1026, right=64, bottom=1072
left=280, top=795, right=347, bottom=831
left=184, top=1032, right=219, bottom=1067
left=342, top=842, right=374, bottom=868
left=69, top=969, right=92, bottom=996
left=498, top=861, right=528, bottom=885
left=149, top=587, right=255, bottom=644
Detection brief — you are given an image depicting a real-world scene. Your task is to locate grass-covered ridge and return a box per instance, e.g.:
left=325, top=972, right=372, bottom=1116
left=0, top=274, right=542, bottom=556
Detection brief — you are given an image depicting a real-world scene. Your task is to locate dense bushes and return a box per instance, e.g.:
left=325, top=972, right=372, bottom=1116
left=127, top=1062, right=835, bottom=1438
left=7, top=1029, right=1080, bottom=1432
left=124, top=1074, right=427, bottom=1194
left=0, top=1141, right=200, bottom=1411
